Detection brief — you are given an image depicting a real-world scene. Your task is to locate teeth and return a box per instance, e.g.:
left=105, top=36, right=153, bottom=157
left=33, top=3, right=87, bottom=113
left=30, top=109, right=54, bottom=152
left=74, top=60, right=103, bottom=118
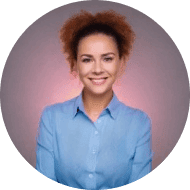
left=92, top=79, right=105, bottom=83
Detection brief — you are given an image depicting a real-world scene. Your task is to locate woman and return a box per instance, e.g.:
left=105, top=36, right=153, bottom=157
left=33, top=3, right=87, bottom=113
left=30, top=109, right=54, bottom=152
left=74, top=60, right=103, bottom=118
left=36, top=10, right=153, bottom=189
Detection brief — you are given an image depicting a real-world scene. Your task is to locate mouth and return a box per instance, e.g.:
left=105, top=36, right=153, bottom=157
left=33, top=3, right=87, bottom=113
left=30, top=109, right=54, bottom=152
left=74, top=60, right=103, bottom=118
left=89, top=77, right=108, bottom=85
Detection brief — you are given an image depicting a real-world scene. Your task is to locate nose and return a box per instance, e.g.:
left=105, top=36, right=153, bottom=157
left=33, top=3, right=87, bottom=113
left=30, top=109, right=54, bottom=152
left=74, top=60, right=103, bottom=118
left=93, top=60, right=103, bottom=74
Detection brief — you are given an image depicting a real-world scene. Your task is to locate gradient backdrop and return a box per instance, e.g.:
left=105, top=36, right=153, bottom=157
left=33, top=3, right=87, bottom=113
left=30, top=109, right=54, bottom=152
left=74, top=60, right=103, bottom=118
left=0, top=1, right=189, bottom=172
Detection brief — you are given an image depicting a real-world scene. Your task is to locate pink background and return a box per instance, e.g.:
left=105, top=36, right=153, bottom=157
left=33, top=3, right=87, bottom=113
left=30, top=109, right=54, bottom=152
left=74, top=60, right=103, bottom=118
left=0, top=1, right=189, bottom=171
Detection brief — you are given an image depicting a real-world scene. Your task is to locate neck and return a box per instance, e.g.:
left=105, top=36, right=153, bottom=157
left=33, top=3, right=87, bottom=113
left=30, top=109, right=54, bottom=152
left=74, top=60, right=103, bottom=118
left=82, top=88, right=113, bottom=117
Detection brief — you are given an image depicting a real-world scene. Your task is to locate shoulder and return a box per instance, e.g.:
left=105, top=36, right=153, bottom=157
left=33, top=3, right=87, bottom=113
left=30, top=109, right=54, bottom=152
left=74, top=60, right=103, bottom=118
left=41, top=96, right=78, bottom=116
left=118, top=101, right=148, bottom=117
left=119, top=101, right=151, bottom=125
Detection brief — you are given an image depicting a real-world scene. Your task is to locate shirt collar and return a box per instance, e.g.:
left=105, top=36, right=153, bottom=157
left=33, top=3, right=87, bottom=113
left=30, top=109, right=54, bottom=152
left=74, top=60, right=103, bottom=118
left=73, top=91, right=121, bottom=120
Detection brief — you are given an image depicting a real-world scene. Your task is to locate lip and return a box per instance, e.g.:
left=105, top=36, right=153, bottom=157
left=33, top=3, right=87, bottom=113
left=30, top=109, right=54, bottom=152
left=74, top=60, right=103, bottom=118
left=89, top=77, right=108, bottom=80
left=89, top=77, right=108, bottom=85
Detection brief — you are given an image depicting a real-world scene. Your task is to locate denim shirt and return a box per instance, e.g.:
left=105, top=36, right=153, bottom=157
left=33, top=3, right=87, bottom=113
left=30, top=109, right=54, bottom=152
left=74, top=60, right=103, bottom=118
left=36, top=92, right=153, bottom=189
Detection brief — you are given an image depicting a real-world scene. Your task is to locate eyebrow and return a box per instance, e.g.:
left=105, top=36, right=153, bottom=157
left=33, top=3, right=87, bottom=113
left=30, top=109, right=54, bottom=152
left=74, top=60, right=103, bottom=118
left=80, top=52, right=115, bottom=58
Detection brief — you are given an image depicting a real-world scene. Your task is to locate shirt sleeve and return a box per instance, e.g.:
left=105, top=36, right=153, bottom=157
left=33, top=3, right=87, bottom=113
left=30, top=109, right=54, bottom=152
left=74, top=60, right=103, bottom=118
left=35, top=106, right=57, bottom=182
left=128, top=113, right=153, bottom=184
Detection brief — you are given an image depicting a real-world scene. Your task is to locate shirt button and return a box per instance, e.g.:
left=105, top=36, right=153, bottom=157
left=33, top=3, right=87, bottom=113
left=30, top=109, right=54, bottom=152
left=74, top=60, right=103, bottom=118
left=95, top=131, right=98, bottom=135
left=97, top=119, right=101, bottom=123
left=89, top=174, right=93, bottom=178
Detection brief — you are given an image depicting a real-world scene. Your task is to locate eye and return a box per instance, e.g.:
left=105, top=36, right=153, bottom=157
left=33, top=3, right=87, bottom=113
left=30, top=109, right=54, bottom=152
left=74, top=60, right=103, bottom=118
left=82, top=58, right=92, bottom=63
left=104, top=57, right=114, bottom=62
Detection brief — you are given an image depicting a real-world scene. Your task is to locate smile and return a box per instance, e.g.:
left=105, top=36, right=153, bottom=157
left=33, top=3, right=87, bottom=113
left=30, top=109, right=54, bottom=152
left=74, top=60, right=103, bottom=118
left=89, top=77, right=108, bottom=85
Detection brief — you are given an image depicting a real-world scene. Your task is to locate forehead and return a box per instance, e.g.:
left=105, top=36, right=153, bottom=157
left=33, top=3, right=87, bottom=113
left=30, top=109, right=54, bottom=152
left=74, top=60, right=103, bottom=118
left=77, top=33, right=119, bottom=55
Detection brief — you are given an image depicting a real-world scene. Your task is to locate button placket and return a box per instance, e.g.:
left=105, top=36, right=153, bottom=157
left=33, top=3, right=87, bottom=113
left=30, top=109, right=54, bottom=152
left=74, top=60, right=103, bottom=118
left=91, top=121, right=100, bottom=171
left=92, top=147, right=97, bottom=154
left=93, top=122, right=99, bottom=155
left=87, top=117, right=104, bottom=190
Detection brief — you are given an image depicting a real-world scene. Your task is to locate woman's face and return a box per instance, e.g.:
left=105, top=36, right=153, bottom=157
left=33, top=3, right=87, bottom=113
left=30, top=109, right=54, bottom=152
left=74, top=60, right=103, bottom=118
left=76, top=33, right=123, bottom=96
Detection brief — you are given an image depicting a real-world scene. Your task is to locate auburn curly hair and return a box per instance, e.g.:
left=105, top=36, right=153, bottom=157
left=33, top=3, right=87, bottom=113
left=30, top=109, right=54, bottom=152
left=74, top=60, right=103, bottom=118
left=59, top=10, right=135, bottom=73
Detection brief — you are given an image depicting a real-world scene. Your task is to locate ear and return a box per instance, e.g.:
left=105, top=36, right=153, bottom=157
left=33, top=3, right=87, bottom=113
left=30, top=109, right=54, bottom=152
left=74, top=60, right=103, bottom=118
left=118, top=56, right=126, bottom=77
left=120, top=56, right=125, bottom=66
left=71, top=60, right=78, bottom=78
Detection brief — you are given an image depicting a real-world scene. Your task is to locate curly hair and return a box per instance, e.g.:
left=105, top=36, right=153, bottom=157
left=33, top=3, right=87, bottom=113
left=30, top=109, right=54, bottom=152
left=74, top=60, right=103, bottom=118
left=59, top=10, right=135, bottom=73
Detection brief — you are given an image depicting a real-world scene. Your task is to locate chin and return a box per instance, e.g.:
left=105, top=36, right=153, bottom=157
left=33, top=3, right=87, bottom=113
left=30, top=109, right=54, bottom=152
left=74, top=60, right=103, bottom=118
left=85, top=86, right=113, bottom=96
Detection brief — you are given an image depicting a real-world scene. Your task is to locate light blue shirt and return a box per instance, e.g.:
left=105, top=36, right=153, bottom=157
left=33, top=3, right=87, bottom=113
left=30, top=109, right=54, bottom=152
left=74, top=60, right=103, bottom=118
left=35, top=91, right=153, bottom=189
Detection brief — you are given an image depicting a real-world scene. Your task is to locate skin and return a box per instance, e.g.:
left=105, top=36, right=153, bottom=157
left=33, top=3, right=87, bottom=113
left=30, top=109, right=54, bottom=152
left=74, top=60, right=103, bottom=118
left=75, top=33, right=124, bottom=122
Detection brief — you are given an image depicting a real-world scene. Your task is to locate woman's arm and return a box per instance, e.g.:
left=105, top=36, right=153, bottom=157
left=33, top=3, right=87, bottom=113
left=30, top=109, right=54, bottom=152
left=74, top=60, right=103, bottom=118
left=35, top=106, right=57, bottom=182
left=128, top=114, right=153, bottom=184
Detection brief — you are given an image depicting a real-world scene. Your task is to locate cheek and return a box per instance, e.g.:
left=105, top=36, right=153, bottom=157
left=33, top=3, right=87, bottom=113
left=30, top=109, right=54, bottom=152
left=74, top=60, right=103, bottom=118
left=78, top=65, right=91, bottom=78
left=106, top=64, right=120, bottom=76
